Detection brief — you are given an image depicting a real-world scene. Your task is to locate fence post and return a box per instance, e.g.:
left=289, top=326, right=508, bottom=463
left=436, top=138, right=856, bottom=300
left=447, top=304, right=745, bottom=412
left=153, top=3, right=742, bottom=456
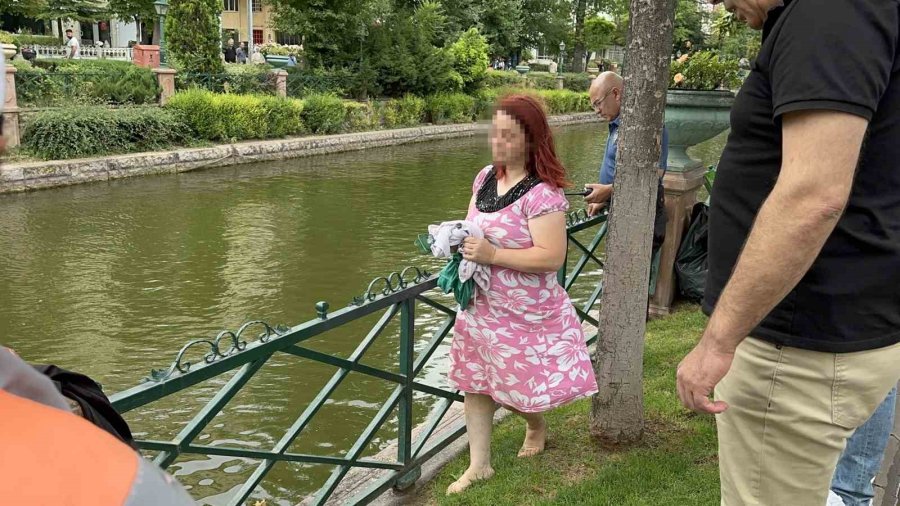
left=394, top=297, right=421, bottom=492
left=2, top=65, right=21, bottom=148
left=876, top=383, right=900, bottom=506
left=272, top=69, right=288, bottom=97
left=152, top=68, right=177, bottom=106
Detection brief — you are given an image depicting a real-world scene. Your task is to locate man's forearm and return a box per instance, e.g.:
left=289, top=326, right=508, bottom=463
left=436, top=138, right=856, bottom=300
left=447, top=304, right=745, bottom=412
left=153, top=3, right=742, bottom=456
left=704, top=187, right=845, bottom=351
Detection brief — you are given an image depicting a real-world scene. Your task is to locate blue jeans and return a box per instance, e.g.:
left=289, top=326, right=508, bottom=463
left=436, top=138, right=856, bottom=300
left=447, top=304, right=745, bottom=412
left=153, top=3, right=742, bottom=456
left=830, top=386, right=897, bottom=506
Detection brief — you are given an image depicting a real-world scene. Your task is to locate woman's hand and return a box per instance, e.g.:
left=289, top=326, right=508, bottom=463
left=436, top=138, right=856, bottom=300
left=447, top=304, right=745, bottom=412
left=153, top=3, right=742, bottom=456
left=461, top=237, right=497, bottom=265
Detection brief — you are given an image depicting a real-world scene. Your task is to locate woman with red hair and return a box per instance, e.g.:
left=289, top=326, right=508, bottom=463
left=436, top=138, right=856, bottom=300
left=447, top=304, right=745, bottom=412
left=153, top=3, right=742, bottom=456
left=447, top=94, right=599, bottom=494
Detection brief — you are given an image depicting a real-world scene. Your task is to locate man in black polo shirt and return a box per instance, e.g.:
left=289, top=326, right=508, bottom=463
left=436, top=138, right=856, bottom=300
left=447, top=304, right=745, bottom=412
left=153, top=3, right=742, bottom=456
left=675, top=0, right=900, bottom=504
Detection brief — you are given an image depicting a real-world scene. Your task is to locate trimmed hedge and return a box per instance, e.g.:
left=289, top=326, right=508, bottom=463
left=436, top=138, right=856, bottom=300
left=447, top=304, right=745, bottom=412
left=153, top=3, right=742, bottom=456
left=12, top=59, right=160, bottom=107
left=527, top=72, right=559, bottom=90
left=536, top=89, right=592, bottom=115
left=378, top=95, right=426, bottom=128
left=426, top=93, right=475, bottom=125
left=166, top=89, right=303, bottom=141
left=528, top=63, right=552, bottom=73
left=344, top=102, right=379, bottom=132
left=23, top=107, right=188, bottom=160
left=19, top=87, right=592, bottom=161
left=483, top=70, right=525, bottom=89
left=300, top=93, right=346, bottom=135
left=561, top=73, right=594, bottom=93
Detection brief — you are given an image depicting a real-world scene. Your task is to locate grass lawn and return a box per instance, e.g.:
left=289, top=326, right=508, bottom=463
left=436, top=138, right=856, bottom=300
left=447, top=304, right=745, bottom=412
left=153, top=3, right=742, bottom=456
left=419, top=305, right=720, bottom=506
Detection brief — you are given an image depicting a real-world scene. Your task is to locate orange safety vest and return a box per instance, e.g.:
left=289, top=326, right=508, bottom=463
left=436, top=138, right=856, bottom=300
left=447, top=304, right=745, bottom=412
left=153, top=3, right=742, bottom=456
left=0, top=348, right=194, bottom=505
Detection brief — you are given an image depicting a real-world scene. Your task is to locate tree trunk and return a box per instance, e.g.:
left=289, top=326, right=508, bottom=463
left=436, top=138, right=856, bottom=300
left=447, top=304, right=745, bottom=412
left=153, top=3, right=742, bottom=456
left=589, top=0, right=676, bottom=445
left=572, top=0, right=587, bottom=73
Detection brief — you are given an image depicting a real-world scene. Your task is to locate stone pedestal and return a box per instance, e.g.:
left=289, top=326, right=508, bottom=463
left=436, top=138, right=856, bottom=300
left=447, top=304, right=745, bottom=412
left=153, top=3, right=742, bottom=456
left=649, top=163, right=706, bottom=317
left=272, top=69, right=288, bottom=97
left=152, top=68, right=176, bottom=106
left=133, top=44, right=160, bottom=68
left=556, top=75, right=565, bottom=90
left=3, top=65, right=20, bottom=149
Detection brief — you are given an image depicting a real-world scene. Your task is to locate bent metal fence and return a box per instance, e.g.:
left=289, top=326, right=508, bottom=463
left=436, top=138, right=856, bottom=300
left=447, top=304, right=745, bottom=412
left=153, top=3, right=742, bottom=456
left=109, top=209, right=608, bottom=505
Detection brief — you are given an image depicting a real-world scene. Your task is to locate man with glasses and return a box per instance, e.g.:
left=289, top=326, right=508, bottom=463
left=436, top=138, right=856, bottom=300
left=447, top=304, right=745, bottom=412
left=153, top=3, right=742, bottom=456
left=585, top=71, right=669, bottom=260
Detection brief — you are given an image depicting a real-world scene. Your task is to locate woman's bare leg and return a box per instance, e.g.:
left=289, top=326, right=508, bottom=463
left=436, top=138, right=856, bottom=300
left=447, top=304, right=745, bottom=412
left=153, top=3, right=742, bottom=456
left=447, top=393, right=496, bottom=494
left=504, top=406, right=548, bottom=458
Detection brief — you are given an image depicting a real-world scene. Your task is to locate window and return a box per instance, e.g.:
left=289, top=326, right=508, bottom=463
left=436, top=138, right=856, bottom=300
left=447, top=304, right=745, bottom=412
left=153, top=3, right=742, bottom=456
left=252, top=0, right=263, bottom=11
left=223, top=0, right=238, bottom=11
left=276, top=32, right=301, bottom=46
left=253, top=29, right=263, bottom=45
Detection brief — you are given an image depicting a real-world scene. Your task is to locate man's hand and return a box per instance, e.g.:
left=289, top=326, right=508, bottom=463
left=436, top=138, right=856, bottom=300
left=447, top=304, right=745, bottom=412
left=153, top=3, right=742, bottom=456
left=584, top=183, right=613, bottom=204
left=676, top=338, right=734, bottom=414
left=587, top=203, right=605, bottom=217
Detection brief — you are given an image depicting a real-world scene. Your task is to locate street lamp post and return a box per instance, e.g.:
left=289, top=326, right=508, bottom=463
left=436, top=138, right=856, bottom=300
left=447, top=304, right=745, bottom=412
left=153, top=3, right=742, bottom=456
left=555, top=41, right=566, bottom=90
left=558, top=41, right=566, bottom=76
left=153, top=0, right=169, bottom=67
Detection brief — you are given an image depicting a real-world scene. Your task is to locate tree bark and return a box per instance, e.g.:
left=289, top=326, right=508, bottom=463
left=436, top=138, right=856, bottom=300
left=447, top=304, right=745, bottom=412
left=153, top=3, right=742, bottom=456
left=589, top=0, right=676, bottom=445
left=572, top=0, right=587, bottom=73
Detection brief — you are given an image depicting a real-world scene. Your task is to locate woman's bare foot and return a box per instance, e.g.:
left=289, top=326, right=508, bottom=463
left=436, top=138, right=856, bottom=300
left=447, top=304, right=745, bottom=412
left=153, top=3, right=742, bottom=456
left=446, top=466, right=495, bottom=495
left=517, top=417, right=547, bottom=458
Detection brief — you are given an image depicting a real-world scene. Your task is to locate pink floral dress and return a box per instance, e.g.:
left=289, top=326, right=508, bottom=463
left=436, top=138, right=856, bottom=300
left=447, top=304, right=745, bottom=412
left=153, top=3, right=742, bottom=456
left=448, top=167, right=599, bottom=413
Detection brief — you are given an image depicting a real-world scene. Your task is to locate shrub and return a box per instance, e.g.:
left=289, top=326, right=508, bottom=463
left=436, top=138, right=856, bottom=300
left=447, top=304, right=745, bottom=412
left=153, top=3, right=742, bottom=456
left=426, top=93, right=475, bottom=125
left=527, top=72, right=559, bottom=90
left=12, top=60, right=160, bottom=107
left=166, top=89, right=303, bottom=141
left=223, top=64, right=276, bottom=94
left=23, top=106, right=188, bottom=160
left=474, top=88, right=502, bottom=119
left=529, top=63, right=551, bottom=73
left=300, top=93, right=346, bottom=134
left=344, top=102, right=379, bottom=132
left=378, top=95, right=426, bottom=129
left=483, top=70, right=524, bottom=89
left=285, top=67, right=353, bottom=98
left=670, top=51, right=741, bottom=90
left=536, top=89, right=592, bottom=115
left=448, top=28, right=490, bottom=93
left=0, top=31, right=60, bottom=48
left=562, top=73, right=594, bottom=93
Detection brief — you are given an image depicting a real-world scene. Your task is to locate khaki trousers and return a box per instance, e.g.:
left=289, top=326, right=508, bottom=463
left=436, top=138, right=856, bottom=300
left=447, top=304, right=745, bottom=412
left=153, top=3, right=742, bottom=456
left=715, top=337, right=900, bottom=506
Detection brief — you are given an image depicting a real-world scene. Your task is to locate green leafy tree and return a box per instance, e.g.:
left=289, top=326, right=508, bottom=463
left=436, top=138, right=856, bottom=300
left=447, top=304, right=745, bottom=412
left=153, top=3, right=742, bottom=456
left=165, top=0, right=223, bottom=74
left=107, top=0, right=156, bottom=32
left=521, top=0, right=572, bottom=52
left=584, top=16, right=616, bottom=52
left=39, top=0, right=108, bottom=23
left=709, top=9, right=761, bottom=61
left=477, top=0, right=523, bottom=59
left=673, top=0, right=706, bottom=55
left=448, top=27, right=489, bottom=92
left=0, top=0, right=49, bottom=17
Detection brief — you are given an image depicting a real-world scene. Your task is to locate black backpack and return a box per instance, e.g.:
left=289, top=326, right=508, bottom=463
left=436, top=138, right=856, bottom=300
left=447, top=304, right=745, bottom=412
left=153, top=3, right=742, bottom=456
left=32, top=364, right=137, bottom=450
left=675, top=202, right=710, bottom=302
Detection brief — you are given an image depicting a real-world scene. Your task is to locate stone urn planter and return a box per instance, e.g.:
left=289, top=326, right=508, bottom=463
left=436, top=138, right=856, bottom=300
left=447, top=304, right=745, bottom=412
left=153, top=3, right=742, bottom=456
left=1, top=43, right=17, bottom=60
left=264, top=54, right=291, bottom=68
left=664, top=89, right=735, bottom=171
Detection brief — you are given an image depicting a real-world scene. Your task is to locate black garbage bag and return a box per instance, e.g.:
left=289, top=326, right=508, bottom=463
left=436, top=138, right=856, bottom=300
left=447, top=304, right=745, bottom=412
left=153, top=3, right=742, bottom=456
left=675, top=202, right=709, bottom=302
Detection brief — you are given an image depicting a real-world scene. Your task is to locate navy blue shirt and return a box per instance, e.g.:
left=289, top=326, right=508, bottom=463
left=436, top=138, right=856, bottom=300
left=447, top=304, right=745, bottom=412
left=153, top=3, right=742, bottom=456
left=600, top=116, right=670, bottom=184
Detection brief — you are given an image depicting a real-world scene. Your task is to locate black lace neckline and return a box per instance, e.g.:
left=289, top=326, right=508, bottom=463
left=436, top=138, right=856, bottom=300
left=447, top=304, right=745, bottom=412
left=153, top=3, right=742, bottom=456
left=475, top=167, right=541, bottom=213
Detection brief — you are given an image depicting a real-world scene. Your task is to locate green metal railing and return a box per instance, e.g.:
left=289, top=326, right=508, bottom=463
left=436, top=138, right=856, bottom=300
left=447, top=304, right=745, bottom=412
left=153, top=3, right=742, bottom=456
left=110, top=209, right=608, bottom=505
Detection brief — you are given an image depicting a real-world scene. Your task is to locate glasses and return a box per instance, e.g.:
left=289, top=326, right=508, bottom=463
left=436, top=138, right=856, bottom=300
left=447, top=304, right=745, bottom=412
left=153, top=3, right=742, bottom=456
left=591, top=88, right=616, bottom=111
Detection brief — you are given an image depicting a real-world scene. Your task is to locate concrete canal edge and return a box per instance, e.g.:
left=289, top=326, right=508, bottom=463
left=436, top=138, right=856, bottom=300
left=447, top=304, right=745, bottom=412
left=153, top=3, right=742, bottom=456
left=0, top=113, right=597, bottom=195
